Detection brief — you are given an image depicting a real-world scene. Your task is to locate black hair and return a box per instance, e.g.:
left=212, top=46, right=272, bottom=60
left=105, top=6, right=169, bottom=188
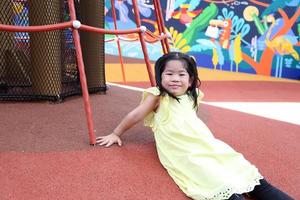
left=154, top=52, right=201, bottom=108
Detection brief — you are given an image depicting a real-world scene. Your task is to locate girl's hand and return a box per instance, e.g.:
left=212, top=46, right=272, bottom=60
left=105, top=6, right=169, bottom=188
left=96, top=133, right=122, bottom=147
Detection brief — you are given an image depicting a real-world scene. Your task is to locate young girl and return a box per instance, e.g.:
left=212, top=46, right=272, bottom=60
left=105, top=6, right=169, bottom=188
left=96, top=52, right=294, bottom=200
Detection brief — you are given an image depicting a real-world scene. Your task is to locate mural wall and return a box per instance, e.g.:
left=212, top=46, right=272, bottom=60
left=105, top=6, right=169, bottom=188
left=105, top=0, right=300, bottom=80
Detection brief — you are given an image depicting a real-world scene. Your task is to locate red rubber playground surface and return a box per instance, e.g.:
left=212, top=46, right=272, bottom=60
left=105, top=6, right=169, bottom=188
left=1, top=56, right=300, bottom=200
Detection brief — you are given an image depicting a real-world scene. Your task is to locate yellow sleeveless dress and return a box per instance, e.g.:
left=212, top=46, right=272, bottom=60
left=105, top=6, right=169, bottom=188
left=142, top=87, right=263, bottom=200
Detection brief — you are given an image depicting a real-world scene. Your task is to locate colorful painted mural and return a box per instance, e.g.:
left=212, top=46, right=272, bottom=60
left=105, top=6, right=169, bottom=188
left=105, top=0, right=300, bottom=80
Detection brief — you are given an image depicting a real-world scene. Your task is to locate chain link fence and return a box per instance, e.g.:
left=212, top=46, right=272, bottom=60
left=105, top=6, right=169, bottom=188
left=0, top=0, right=106, bottom=101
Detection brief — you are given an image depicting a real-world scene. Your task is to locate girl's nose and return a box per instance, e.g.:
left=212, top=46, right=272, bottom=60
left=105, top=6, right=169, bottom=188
left=171, top=75, right=180, bottom=82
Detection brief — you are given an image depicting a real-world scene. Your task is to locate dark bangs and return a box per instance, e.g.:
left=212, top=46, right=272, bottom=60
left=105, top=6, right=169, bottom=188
left=154, top=52, right=201, bottom=108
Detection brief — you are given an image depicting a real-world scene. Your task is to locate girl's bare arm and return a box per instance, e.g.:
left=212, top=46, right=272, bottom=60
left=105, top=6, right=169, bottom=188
left=97, top=93, right=159, bottom=147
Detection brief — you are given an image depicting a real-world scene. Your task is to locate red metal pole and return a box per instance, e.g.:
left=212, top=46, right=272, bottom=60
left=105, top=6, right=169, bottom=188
left=110, top=0, right=126, bottom=84
left=67, top=0, right=96, bottom=145
left=153, top=0, right=167, bottom=54
left=154, top=0, right=170, bottom=53
left=131, top=0, right=155, bottom=86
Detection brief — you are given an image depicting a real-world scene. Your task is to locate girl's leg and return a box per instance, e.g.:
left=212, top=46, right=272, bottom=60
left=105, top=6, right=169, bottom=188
left=248, top=179, right=294, bottom=200
left=228, top=194, right=245, bottom=200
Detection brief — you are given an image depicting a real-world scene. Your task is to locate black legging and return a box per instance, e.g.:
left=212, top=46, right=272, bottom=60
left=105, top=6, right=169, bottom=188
left=228, top=179, right=294, bottom=200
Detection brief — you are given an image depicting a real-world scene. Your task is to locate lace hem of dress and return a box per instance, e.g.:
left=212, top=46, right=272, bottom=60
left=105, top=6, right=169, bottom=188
left=190, top=175, right=264, bottom=200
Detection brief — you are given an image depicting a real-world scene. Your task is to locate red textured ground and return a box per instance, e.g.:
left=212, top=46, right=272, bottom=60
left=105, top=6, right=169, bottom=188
left=1, top=81, right=300, bottom=200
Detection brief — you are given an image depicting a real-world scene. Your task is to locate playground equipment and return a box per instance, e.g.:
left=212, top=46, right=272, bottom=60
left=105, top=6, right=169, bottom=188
left=0, top=0, right=170, bottom=145
left=108, top=0, right=170, bottom=84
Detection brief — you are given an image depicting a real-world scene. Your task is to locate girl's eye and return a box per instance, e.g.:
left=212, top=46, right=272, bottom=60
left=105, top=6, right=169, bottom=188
left=180, top=73, right=186, bottom=76
left=166, top=73, right=173, bottom=75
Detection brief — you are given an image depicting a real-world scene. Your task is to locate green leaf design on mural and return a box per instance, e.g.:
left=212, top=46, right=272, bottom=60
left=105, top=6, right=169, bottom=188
left=181, top=3, right=218, bottom=45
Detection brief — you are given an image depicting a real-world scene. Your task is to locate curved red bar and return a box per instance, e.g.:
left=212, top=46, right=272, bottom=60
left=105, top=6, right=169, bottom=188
left=80, top=24, right=142, bottom=35
left=0, top=21, right=73, bottom=32
left=0, top=21, right=143, bottom=35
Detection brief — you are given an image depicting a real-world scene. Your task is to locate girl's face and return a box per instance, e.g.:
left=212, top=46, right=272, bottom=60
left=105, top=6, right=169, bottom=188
left=161, top=60, right=192, bottom=96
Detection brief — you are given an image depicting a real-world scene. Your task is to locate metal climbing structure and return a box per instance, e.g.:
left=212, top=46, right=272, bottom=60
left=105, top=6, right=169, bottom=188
left=108, top=0, right=170, bottom=84
left=0, top=0, right=170, bottom=145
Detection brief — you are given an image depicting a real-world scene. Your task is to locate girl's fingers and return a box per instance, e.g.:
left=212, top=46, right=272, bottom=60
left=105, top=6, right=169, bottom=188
left=105, top=141, right=113, bottom=147
left=98, top=140, right=108, bottom=146
left=96, top=138, right=105, bottom=144
left=98, top=137, right=110, bottom=146
left=97, top=138, right=115, bottom=146
left=96, top=138, right=104, bottom=143
left=96, top=135, right=106, bottom=140
left=96, top=136, right=110, bottom=143
left=117, top=138, right=122, bottom=146
left=95, top=135, right=121, bottom=147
